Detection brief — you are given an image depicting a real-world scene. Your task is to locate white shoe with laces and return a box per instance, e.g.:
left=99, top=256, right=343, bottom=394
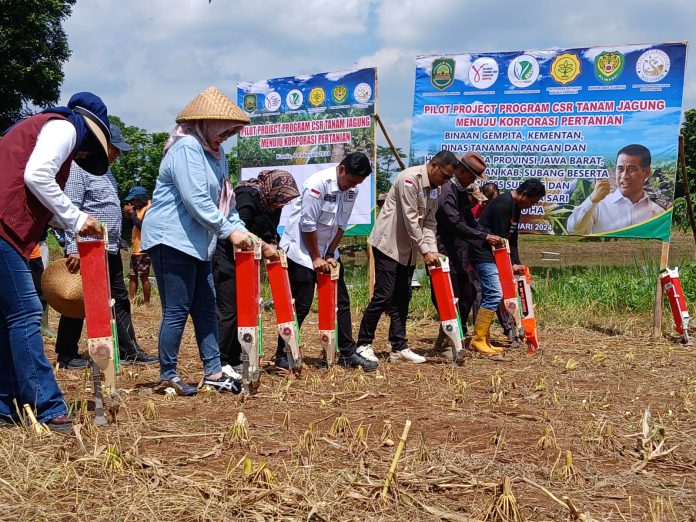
left=356, top=344, right=379, bottom=362
left=389, top=348, right=426, bottom=364
left=221, top=364, right=243, bottom=380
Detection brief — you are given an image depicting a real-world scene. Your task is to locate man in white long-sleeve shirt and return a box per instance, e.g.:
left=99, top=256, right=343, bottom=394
left=567, top=144, right=665, bottom=235
left=0, top=92, right=111, bottom=432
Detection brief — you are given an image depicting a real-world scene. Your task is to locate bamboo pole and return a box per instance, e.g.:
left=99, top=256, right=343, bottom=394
left=651, top=242, right=670, bottom=339
left=374, top=114, right=406, bottom=171
left=381, top=419, right=411, bottom=499
left=678, top=134, right=696, bottom=252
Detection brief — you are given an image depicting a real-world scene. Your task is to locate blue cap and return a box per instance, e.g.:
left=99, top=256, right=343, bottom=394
left=124, top=186, right=148, bottom=201
left=109, top=124, right=132, bottom=152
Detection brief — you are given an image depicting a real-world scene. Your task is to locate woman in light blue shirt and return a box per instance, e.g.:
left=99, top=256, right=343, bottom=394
left=142, top=87, right=276, bottom=396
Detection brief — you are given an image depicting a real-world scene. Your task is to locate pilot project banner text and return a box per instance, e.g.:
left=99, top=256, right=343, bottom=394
left=237, top=68, right=376, bottom=235
left=410, top=43, right=687, bottom=241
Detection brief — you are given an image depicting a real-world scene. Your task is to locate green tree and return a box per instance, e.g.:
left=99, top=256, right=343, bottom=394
left=678, top=108, right=696, bottom=199
left=0, top=0, right=76, bottom=129
left=108, top=116, right=167, bottom=200
left=227, top=145, right=239, bottom=184
left=671, top=109, right=696, bottom=234
left=376, top=145, right=405, bottom=194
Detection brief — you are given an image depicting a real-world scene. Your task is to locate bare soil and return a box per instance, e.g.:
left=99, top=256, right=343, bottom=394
left=3, top=302, right=693, bottom=522
left=6, top=231, right=694, bottom=520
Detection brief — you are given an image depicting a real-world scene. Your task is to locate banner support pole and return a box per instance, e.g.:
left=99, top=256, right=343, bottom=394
left=678, top=134, right=696, bottom=253
left=375, top=114, right=406, bottom=171
left=651, top=241, right=670, bottom=339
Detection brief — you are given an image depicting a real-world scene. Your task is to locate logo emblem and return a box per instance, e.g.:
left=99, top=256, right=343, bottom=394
left=332, top=85, right=348, bottom=104
left=431, top=58, right=455, bottom=90
left=243, top=94, right=257, bottom=113
left=353, top=83, right=372, bottom=103
left=594, top=51, right=625, bottom=83
left=508, top=55, right=540, bottom=88
left=309, top=87, right=325, bottom=107
left=550, top=53, right=581, bottom=85
left=468, top=57, right=499, bottom=89
left=264, top=91, right=281, bottom=112
left=286, top=89, right=303, bottom=110
left=636, top=49, right=670, bottom=83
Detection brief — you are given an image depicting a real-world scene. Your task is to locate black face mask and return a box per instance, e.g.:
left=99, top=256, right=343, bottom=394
left=74, top=132, right=109, bottom=175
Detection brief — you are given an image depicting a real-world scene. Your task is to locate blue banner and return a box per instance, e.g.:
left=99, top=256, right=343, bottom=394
left=410, top=43, right=687, bottom=241
left=237, top=68, right=376, bottom=235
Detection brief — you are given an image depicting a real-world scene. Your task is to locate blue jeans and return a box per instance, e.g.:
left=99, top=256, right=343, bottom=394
left=0, top=237, right=67, bottom=423
left=473, top=262, right=503, bottom=312
left=149, top=244, right=222, bottom=381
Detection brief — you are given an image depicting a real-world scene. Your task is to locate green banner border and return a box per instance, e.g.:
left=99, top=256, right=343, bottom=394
left=590, top=209, right=672, bottom=242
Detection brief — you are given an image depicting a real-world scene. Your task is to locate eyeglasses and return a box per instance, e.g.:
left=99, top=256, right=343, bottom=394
left=436, top=164, right=454, bottom=180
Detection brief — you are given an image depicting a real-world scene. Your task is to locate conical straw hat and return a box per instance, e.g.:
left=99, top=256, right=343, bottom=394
left=42, top=258, right=85, bottom=319
left=176, top=86, right=251, bottom=124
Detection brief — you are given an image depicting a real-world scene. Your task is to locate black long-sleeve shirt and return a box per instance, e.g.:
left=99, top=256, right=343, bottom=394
left=233, top=185, right=281, bottom=244
left=469, top=192, right=521, bottom=265
left=435, top=181, right=487, bottom=272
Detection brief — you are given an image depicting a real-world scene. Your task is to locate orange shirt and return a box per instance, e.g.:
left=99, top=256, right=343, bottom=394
left=29, top=244, right=42, bottom=259
left=131, top=201, right=151, bottom=255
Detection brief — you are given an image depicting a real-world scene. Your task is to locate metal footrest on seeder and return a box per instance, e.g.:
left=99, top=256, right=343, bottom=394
left=494, top=239, right=541, bottom=354
left=266, top=249, right=303, bottom=375
left=428, top=256, right=464, bottom=364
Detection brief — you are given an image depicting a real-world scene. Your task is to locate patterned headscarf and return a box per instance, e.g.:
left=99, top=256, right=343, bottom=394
left=239, top=170, right=300, bottom=212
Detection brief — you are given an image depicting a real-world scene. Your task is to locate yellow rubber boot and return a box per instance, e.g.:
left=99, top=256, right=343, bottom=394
left=470, top=308, right=503, bottom=356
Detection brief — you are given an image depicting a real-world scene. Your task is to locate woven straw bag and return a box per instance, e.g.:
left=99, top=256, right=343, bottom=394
left=42, top=258, right=85, bottom=319
left=176, top=86, right=250, bottom=124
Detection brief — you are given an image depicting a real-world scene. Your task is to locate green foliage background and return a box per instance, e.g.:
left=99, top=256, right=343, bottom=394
left=0, top=0, right=76, bottom=129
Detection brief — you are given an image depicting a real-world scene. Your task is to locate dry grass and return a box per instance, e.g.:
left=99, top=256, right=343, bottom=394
left=1, top=303, right=695, bottom=521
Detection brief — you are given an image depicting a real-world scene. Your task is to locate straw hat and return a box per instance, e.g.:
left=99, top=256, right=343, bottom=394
left=42, top=259, right=85, bottom=319
left=176, top=87, right=251, bottom=124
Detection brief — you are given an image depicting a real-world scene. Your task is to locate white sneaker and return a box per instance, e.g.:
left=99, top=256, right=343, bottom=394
left=389, top=348, right=426, bottom=364
left=221, top=365, right=242, bottom=380
left=356, top=344, right=379, bottom=362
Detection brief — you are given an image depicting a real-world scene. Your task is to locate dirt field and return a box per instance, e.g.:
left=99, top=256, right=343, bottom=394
left=2, top=300, right=693, bottom=522
left=3, top=233, right=693, bottom=521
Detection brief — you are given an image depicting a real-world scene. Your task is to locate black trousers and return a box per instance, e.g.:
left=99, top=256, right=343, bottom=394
left=429, top=268, right=477, bottom=335
left=357, top=248, right=415, bottom=352
left=29, top=258, right=47, bottom=309
left=55, top=252, right=138, bottom=359
left=212, top=240, right=241, bottom=367
left=278, top=258, right=357, bottom=358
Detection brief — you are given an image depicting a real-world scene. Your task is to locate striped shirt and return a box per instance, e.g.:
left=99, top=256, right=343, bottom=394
left=63, top=163, right=123, bottom=254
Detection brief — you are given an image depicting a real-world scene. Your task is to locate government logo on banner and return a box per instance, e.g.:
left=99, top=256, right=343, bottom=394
left=594, top=51, right=624, bottom=83
left=243, top=94, right=257, bottom=113
left=636, top=49, right=670, bottom=83
left=431, top=58, right=455, bottom=90
left=286, top=89, right=303, bottom=110
left=508, top=55, right=540, bottom=88
left=550, top=53, right=581, bottom=85
left=309, top=87, right=325, bottom=107
left=332, top=85, right=348, bottom=104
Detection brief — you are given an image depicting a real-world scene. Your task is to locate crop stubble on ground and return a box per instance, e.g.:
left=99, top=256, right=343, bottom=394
left=1, top=300, right=695, bottom=521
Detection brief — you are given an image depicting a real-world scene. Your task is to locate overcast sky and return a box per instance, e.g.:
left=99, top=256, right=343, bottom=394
left=60, top=0, right=695, bottom=151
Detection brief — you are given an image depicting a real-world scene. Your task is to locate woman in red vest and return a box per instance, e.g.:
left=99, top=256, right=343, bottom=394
left=0, top=92, right=111, bottom=431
